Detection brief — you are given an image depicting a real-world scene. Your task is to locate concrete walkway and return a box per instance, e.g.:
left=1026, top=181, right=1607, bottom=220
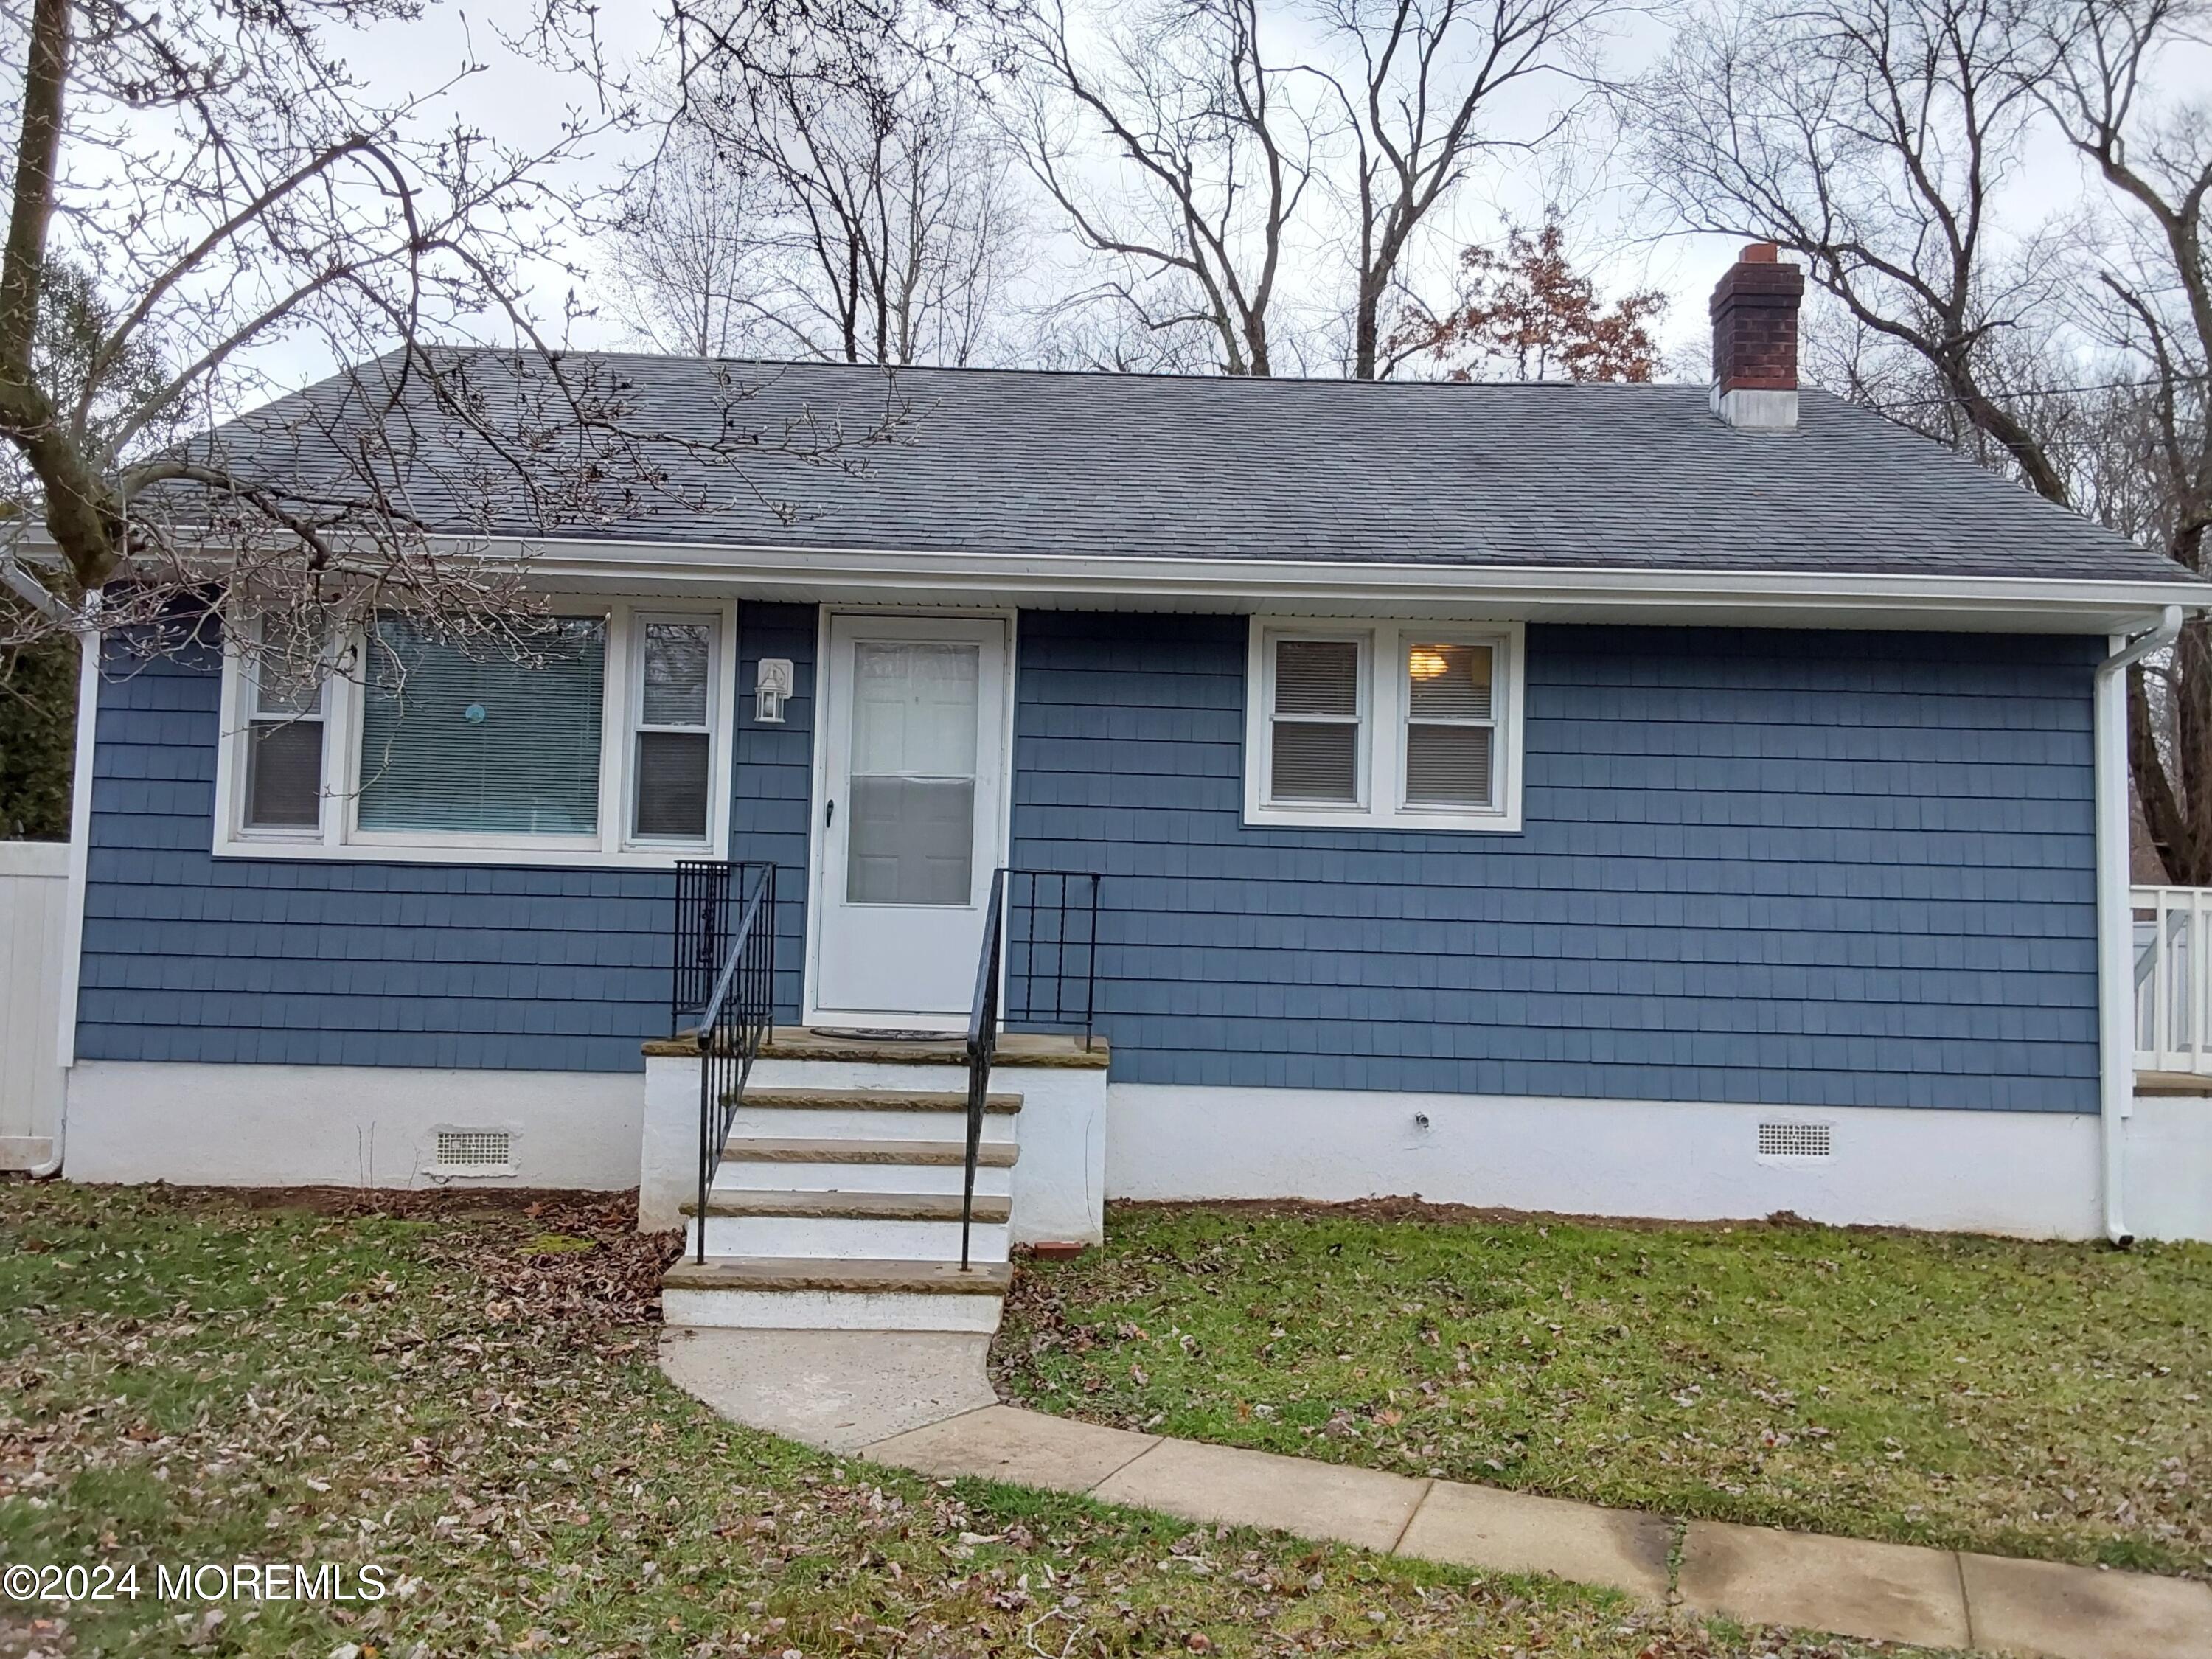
left=661, top=1329, right=2212, bottom=1659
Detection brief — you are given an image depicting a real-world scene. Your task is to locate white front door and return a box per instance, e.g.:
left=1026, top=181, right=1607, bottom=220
left=810, top=613, right=1009, bottom=1027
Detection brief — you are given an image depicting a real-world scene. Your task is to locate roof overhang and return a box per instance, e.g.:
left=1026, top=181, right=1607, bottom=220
left=36, top=524, right=2209, bottom=633
left=506, top=535, right=2212, bottom=636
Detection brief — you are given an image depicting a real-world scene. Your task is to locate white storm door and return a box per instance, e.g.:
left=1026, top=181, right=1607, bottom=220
left=812, top=614, right=1008, bottom=1025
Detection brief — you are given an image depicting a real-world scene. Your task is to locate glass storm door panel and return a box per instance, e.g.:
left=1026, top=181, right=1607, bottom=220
left=813, top=614, right=1007, bottom=1025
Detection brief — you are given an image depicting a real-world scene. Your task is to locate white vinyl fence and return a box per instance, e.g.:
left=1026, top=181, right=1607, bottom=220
left=0, top=840, right=67, bottom=1166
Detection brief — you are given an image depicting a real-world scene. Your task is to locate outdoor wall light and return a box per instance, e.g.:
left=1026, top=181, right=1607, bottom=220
left=755, top=658, right=793, bottom=723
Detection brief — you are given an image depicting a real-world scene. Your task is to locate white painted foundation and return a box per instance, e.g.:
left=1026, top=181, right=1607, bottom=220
left=2125, top=1095, right=2212, bottom=1242
left=63, top=1060, right=641, bottom=1191
left=1106, top=1082, right=2152, bottom=1240
left=59, top=1057, right=2208, bottom=1243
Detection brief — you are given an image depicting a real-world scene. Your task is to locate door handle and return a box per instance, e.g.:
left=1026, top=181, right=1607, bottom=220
left=825, top=798, right=835, bottom=827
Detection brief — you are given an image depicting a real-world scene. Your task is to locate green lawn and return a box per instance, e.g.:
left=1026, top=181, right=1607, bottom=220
left=0, top=1184, right=1938, bottom=1658
left=993, top=1201, right=2212, bottom=1579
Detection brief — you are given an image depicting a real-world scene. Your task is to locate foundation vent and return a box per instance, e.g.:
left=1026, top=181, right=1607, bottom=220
left=1758, top=1121, right=1832, bottom=1160
left=431, top=1128, right=515, bottom=1175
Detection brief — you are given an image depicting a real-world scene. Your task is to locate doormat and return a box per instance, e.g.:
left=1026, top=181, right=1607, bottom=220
left=805, top=1026, right=957, bottom=1043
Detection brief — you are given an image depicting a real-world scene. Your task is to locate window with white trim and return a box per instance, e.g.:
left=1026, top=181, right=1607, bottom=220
left=1244, top=618, right=1525, bottom=832
left=631, top=615, right=716, bottom=841
left=358, top=615, right=608, bottom=838
left=241, top=624, right=327, bottom=835
left=1403, top=639, right=1498, bottom=808
left=215, top=600, right=735, bottom=868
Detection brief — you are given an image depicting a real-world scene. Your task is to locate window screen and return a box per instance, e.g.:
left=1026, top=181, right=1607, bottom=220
left=358, top=616, right=605, bottom=835
left=1269, top=637, right=1361, bottom=804
left=633, top=620, right=713, bottom=840
left=1403, top=640, right=1496, bottom=808
left=243, top=630, right=324, bottom=830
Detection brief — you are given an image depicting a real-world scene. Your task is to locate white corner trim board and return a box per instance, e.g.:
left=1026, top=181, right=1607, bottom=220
left=63, top=1062, right=642, bottom=1190
left=1102, top=1084, right=2177, bottom=1241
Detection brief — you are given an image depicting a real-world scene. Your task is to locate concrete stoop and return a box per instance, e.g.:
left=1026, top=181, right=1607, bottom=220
left=661, top=1256, right=1010, bottom=1332
left=664, top=1081, right=1022, bottom=1331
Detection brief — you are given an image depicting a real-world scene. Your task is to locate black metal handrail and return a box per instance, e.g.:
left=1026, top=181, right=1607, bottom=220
left=694, top=863, right=776, bottom=1265
left=959, top=868, right=1105, bottom=1270
left=961, top=869, right=1008, bottom=1273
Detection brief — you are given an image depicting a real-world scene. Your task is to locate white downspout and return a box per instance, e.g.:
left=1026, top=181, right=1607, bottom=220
left=2093, top=604, right=2183, bottom=1245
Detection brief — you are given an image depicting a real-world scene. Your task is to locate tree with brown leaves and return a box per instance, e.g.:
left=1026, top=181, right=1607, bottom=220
left=1388, top=220, right=1666, bottom=381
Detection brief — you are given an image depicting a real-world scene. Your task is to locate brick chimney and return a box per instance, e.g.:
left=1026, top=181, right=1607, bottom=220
left=1709, top=242, right=1804, bottom=431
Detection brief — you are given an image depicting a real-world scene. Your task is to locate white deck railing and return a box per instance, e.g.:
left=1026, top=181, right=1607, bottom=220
left=2135, top=885, right=2212, bottom=1074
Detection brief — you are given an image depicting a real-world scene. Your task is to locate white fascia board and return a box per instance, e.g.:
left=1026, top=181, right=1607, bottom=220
left=36, top=520, right=2208, bottom=630
left=500, top=535, right=2212, bottom=633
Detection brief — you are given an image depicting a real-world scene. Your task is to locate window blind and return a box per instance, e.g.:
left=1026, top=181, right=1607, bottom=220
left=1274, top=639, right=1360, bottom=716
left=358, top=617, right=606, bottom=835
left=1405, top=723, right=1493, bottom=805
left=1270, top=637, right=1360, bottom=803
left=1405, top=640, right=1496, bottom=807
left=1406, top=642, right=1492, bottom=721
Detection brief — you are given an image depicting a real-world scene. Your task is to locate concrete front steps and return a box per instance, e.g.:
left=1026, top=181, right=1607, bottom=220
left=661, top=1256, right=1012, bottom=1332
left=669, top=1082, right=1023, bottom=1332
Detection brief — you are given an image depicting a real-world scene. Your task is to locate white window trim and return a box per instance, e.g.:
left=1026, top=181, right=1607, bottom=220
left=212, top=599, right=739, bottom=869
left=1242, top=616, right=1525, bottom=832
left=626, top=611, right=722, bottom=848
left=230, top=622, right=332, bottom=842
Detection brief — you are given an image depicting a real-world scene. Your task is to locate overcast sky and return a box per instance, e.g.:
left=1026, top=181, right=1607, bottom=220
left=305, top=1, right=2199, bottom=383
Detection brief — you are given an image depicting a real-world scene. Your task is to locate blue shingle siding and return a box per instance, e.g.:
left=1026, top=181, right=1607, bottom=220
left=1009, top=613, right=2100, bottom=1113
left=78, top=640, right=674, bottom=1071
left=77, top=605, right=2101, bottom=1107
left=75, top=611, right=821, bottom=1072
left=732, top=603, right=817, bottom=1021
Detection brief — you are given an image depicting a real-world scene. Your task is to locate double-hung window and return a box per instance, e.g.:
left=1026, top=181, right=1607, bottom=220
left=218, top=600, right=734, bottom=866
left=241, top=627, right=327, bottom=835
left=631, top=616, right=716, bottom=841
left=1245, top=618, right=1523, bottom=831
left=1267, top=636, right=1367, bottom=806
left=1403, top=640, right=1499, bottom=809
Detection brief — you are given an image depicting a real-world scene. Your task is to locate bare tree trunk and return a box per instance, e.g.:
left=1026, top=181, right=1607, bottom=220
left=0, top=0, right=123, bottom=588
left=1007, top=0, right=1310, bottom=375
left=2034, top=0, right=2212, bottom=886
left=1314, top=0, right=1610, bottom=380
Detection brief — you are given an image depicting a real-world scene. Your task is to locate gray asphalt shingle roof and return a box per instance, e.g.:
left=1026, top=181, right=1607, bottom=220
left=209, top=351, right=2188, bottom=585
